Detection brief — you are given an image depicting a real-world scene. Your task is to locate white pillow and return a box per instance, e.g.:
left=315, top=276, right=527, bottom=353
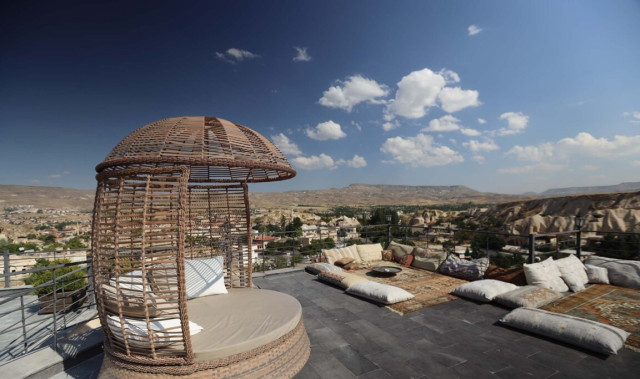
left=555, top=255, right=589, bottom=292
left=524, top=257, right=569, bottom=292
left=346, top=281, right=414, bottom=305
left=585, top=264, right=610, bottom=284
left=499, top=308, right=629, bottom=355
left=356, top=243, right=383, bottom=262
left=185, top=256, right=228, bottom=299
left=452, top=279, right=518, bottom=303
left=107, top=315, right=203, bottom=348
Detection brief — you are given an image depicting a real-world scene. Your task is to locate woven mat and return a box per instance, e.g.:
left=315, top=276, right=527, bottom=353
left=541, top=284, right=640, bottom=352
left=351, top=262, right=467, bottom=315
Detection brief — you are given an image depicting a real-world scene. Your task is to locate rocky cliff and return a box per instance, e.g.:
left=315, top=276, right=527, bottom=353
left=483, top=191, right=640, bottom=234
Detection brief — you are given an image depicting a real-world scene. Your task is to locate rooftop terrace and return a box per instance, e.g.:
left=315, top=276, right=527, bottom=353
left=48, top=269, right=639, bottom=379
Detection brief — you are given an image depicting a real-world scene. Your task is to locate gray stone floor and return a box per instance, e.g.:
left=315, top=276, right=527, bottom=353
left=57, top=271, right=640, bottom=378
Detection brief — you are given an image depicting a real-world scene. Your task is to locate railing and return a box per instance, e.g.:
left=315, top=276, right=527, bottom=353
left=0, top=249, right=96, bottom=363
left=251, top=224, right=640, bottom=272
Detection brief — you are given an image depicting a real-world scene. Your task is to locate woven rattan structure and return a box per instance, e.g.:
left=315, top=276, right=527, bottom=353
left=91, top=117, right=308, bottom=377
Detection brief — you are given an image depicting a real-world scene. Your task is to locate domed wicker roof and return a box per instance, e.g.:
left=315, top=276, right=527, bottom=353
left=96, top=116, right=296, bottom=183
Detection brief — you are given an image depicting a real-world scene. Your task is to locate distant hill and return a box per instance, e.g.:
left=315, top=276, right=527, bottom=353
left=0, top=183, right=529, bottom=210
left=540, top=182, right=640, bottom=197
left=0, top=185, right=94, bottom=210
left=249, top=183, right=529, bottom=208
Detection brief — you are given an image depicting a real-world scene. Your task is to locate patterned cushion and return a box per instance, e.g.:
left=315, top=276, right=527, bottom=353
left=494, top=285, right=563, bottom=309
left=400, top=254, right=414, bottom=267
left=585, top=264, right=609, bottom=284
left=335, top=257, right=355, bottom=267
left=316, top=272, right=346, bottom=288
left=452, top=279, right=518, bottom=303
left=499, top=307, right=630, bottom=355
left=555, top=255, right=588, bottom=292
left=388, top=241, right=414, bottom=262
left=356, top=243, right=384, bottom=262
left=438, top=255, right=489, bottom=281
left=345, top=281, right=414, bottom=304
left=343, top=262, right=361, bottom=271
left=411, top=247, right=445, bottom=272
left=523, top=257, right=569, bottom=292
left=381, top=249, right=394, bottom=261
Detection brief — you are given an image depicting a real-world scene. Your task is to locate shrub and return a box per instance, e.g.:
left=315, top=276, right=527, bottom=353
left=24, top=258, right=87, bottom=296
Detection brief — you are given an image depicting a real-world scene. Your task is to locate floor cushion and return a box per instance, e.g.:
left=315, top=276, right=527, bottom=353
left=439, top=255, right=489, bottom=281
left=305, top=262, right=344, bottom=275
left=411, top=247, right=445, bottom=272
left=499, top=307, right=630, bottom=355
left=585, top=264, right=609, bottom=284
left=188, top=288, right=302, bottom=362
left=523, top=257, right=569, bottom=292
left=493, top=285, right=563, bottom=309
left=555, top=255, right=589, bottom=292
left=452, top=279, right=518, bottom=303
left=356, top=243, right=384, bottom=262
left=585, top=256, right=640, bottom=289
left=388, top=241, right=414, bottom=262
left=345, top=281, right=414, bottom=305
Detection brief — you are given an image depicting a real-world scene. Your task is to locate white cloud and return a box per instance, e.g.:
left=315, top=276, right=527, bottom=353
left=337, top=154, right=367, bottom=168
left=557, top=132, right=640, bottom=157
left=468, top=24, right=483, bottom=36
left=351, top=121, right=362, bottom=131
left=505, top=142, right=554, bottom=162
left=462, top=138, right=499, bottom=153
left=385, top=68, right=446, bottom=119
left=293, top=47, right=311, bottom=62
left=271, top=133, right=302, bottom=156
left=382, top=120, right=400, bottom=131
left=472, top=155, right=485, bottom=164
left=477, top=118, right=487, bottom=124
left=306, top=120, right=347, bottom=140
left=632, top=160, right=640, bottom=167
left=385, top=68, right=480, bottom=120
left=49, top=171, right=70, bottom=179
left=624, top=111, right=640, bottom=124
left=438, top=87, right=480, bottom=113
left=460, top=128, right=481, bottom=136
left=291, top=154, right=336, bottom=170
left=422, top=115, right=461, bottom=132
left=501, top=132, right=640, bottom=174
left=319, top=75, right=389, bottom=112
left=582, top=165, right=600, bottom=171
left=498, top=163, right=565, bottom=174
left=497, top=112, right=529, bottom=136
left=380, top=133, right=464, bottom=167
left=216, top=48, right=260, bottom=63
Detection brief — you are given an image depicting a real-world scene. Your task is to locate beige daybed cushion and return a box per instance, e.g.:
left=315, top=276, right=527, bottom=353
left=187, top=288, right=302, bottom=362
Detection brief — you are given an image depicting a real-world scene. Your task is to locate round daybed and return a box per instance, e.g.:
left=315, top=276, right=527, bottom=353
left=91, top=117, right=309, bottom=378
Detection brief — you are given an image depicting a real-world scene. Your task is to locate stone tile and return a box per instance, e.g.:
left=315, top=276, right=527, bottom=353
left=356, top=369, right=395, bottom=379
left=307, top=327, right=349, bottom=350
left=307, top=348, right=357, bottom=379
left=339, top=330, right=386, bottom=357
left=294, top=363, right=323, bottom=379
left=330, top=345, right=378, bottom=376
left=366, top=351, right=425, bottom=379
left=484, top=349, right=558, bottom=378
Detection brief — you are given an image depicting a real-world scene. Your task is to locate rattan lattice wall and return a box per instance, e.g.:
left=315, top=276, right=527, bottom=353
left=91, top=117, right=296, bottom=366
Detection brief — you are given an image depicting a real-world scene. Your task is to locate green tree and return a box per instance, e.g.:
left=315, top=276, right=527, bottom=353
left=63, top=237, right=87, bottom=249
left=24, top=258, right=87, bottom=296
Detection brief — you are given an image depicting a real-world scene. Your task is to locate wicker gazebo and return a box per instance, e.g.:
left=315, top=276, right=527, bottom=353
left=91, top=116, right=309, bottom=377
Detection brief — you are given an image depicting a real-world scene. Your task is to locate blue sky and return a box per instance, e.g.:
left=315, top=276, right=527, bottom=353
left=1, top=1, right=639, bottom=194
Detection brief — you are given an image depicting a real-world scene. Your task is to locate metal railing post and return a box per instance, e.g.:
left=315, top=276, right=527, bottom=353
left=20, top=295, right=28, bottom=353
left=3, top=249, right=9, bottom=288
left=576, top=230, right=582, bottom=260
left=528, top=234, right=536, bottom=264
left=52, top=267, right=58, bottom=352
